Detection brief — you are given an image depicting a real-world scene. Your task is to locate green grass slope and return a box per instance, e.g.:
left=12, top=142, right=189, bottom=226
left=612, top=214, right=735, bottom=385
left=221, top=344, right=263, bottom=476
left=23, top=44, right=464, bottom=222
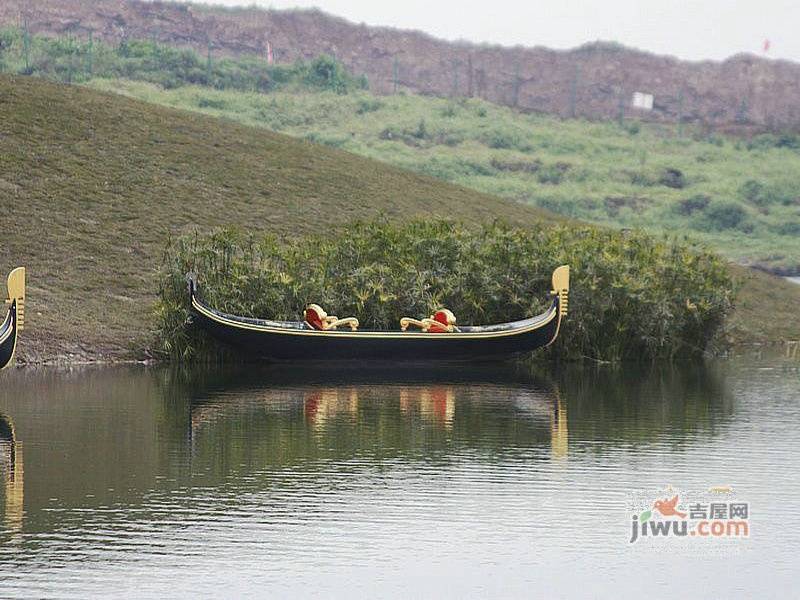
left=90, top=80, right=800, bottom=275
left=0, top=74, right=559, bottom=362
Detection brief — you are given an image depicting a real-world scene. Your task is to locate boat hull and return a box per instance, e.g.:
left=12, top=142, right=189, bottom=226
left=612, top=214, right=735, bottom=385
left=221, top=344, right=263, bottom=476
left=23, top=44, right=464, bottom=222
left=190, top=296, right=562, bottom=362
left=0, top=301, right=18, bottom=370
left=188, top=264, right=569, bottom=363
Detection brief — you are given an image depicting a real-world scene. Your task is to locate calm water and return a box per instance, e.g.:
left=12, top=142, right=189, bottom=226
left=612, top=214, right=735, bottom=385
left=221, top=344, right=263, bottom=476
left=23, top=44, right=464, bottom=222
left=1, top=360, right=799, bottom=598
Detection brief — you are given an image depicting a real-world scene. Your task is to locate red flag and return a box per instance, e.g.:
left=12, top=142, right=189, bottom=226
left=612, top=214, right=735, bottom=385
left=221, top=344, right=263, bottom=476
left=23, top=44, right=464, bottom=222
left=763, top=39, right=771, bottom=53
left=266, top=41, right=274, bottom=65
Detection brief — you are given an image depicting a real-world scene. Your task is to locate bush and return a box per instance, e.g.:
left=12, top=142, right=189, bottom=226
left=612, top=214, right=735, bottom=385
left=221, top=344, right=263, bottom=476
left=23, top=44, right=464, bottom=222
left=356, top=98, right=383, bottom=114
left=604, top=196, right=647, bottom=216
left=441, top=103, right=458, bottom=118
left=739, top=179, right=795, bottom=207
left=537, top=163, right=569, bottom=185
left=625, top=122, right=641, bottom=135
left=197, top=96, right=228, bottom=110
left=302, top=54, right=352, bottom=93
left=535, top=197, right=598, bottom=218
left=747, top=133, right=800, bottom=151
left=773, top=222, right=800, bottom=236
left=155, top=220, right=734, bottom=362
left=435, top=131, right=464, bottom=147
left=412, top=119, right=428, bottom=140
left=675, top=194, right=711, bottom=216
left=490, top=158, right=541, bottom=173
left=701, top=200, right=750, bottom=231
left=481, top=129, right=532, bottom=151
left=739, top=179, right=765, bottom=204
left=659, top=168, right=686, bottom=189
left=629, top=171, right=657, bottom=186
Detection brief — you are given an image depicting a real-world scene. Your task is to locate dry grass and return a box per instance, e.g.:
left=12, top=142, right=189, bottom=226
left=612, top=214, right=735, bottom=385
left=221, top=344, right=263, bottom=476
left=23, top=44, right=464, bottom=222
left=727, top=266, right=800, bottom=346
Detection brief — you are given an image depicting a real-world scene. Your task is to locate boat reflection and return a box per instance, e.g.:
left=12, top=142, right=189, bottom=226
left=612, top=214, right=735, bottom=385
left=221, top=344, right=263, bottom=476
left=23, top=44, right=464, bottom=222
left=186, top=364, right=568, bottom=467
left=0, top=362, right=733, bottom=541
left=303, top=385, right=459, bottom=430
left=0, top=413, right=23, bottom=535
left=398, top=386, right=456, bottom=428
left=551, top=392, right=568, bottom=460
left=304, top=388, right=362, bottom=428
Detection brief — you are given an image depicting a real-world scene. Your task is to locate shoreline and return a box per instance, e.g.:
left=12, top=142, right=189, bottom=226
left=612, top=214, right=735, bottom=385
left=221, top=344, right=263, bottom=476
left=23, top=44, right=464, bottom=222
left=9, top=340, right=797, bottom=369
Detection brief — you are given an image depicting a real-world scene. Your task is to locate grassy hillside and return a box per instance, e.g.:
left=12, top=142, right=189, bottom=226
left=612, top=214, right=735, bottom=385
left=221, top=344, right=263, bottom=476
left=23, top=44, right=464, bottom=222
left=0, top=74, right=557, bottom=362
left=0, top=75, right=796, bottom=362
left=2, top=28, right=798, bottom=273
left=89, top=80, right=800, bottom=275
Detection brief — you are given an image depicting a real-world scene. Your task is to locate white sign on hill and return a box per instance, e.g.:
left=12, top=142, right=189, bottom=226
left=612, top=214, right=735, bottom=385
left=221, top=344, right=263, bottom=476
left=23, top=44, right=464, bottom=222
left=632, top=92, right=654, bottom=110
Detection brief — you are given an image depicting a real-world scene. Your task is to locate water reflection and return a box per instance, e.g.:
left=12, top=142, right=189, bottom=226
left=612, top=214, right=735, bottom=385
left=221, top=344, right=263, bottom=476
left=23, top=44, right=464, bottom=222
left=552, top=362, right=734, bottom=444
left=0, top=363, right=736, bottom=528
left=178, top=363, right=731, bottom=476
left=0, top=413, right=23, bottom=535
left=0, top=361, right=765, bottom=599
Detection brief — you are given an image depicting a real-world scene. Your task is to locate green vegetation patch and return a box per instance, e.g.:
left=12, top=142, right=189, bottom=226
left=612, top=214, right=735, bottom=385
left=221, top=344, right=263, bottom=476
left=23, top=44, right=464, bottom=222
left=0, top=27, right=366, bottom=93
left=157, top=221, right=734, bottom=362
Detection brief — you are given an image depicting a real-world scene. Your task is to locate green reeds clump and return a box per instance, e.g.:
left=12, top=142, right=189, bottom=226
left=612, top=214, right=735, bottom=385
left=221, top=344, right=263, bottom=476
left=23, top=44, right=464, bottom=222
left=155, top=221, right=734, bottom=362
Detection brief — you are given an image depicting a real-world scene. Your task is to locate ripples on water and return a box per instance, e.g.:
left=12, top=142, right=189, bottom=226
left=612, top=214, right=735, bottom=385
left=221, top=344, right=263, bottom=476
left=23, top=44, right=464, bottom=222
left=0, top=360, right=798, bottom=598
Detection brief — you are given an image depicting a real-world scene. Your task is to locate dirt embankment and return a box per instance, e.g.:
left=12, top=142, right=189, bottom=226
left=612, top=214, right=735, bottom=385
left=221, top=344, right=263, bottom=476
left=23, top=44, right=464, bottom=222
left=3, top=0, right=800, bottom=132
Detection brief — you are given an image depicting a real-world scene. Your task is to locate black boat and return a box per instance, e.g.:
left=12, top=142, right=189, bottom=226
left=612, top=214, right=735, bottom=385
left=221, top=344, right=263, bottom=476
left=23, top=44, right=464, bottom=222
left=0, top=268, right=25, bottom=370
left=188, top=265, right=569, bottom=362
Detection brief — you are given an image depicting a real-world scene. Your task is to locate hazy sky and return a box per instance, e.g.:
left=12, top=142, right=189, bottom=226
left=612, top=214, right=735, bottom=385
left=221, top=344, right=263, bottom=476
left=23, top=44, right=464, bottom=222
left=187, top=0, right=800, bottom=62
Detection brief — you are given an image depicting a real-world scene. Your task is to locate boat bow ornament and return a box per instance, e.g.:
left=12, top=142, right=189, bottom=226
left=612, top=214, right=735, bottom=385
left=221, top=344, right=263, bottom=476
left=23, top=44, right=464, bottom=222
left=1, top=268, right=25, bottom=370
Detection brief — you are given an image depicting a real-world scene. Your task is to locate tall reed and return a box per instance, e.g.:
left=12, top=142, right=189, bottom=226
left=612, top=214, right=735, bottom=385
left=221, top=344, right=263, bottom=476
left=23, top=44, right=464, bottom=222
left=155, top=220, right=734, bottom=362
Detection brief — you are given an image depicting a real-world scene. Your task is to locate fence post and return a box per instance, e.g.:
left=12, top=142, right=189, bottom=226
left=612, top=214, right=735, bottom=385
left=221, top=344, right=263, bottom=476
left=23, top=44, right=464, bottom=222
left=393, top=55, right=398, bottom=94
left=512, top=60, right=521, bottom=107
left=451, top=59, right=459, bottom=97
left=467, top=54, right=473, bottom=98
left=118, top=31, right=129, bottom=57
left=87, top=30, right=93, bottom=77
left=22, top=20, right=31, bottom=72
left=617, top=87, right=625, bottom=127
left=677, top=88, right=684, bottom=137
left=67, top=35, right=74, bottom=83
left=150, top=28, right=159, bottom=72
left=206, top=40, right=213, bottom=85
left=569, top=63, right=580, bottom=118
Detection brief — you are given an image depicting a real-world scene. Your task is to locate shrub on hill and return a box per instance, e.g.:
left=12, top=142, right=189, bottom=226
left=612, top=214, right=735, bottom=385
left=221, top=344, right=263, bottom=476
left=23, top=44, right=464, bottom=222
left=739, top=179, right=796, bottom=207
left=701, top=201, right=751, bottom=231
left=676, top=194, right=711, bottom=216
left=0, top=27, right=365, bottom=93
left=156, top=220, right=734, bottom=362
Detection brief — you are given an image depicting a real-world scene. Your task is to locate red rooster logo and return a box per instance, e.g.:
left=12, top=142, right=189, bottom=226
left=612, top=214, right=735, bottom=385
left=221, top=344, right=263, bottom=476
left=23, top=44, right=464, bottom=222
left=653, top=494, right=687, bottom=518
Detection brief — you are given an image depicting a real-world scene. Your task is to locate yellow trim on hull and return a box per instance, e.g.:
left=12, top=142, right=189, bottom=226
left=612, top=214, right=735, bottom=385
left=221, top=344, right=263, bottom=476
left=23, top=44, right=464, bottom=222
left=192, top=295, right=559, bottom=340
left=0, top=309, right=12, bottom=345
left=0, top=302, right=16, bottom=371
